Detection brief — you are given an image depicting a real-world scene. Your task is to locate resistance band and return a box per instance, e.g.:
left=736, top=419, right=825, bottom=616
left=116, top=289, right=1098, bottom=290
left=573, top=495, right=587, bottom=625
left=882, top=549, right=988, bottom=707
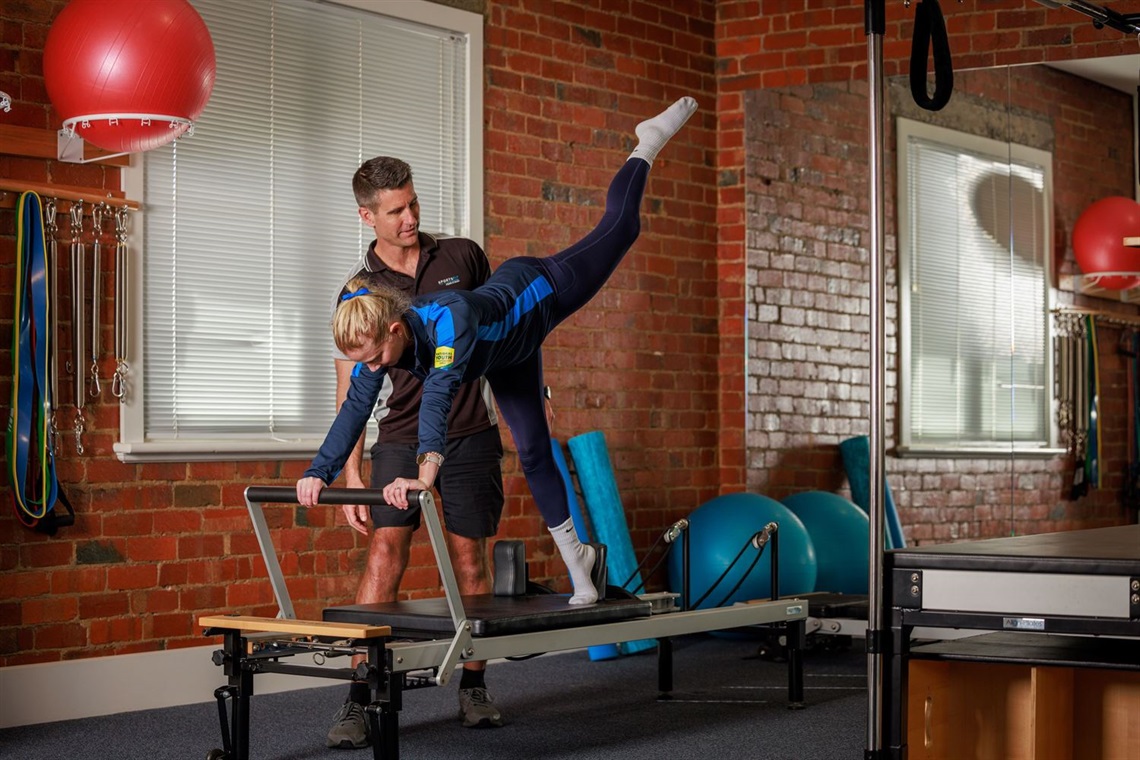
left=7, top=192, right=73, bottom=534
left=1086, top=315, right=1101, bottom=490
left=910, top=0, right=954, bottom=111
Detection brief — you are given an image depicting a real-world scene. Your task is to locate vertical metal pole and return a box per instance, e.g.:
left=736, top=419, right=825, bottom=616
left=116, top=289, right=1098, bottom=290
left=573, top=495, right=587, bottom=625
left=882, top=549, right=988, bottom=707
left=245, top=492, right=297, bottom=620
left=865, top=0, right=887, bottom=757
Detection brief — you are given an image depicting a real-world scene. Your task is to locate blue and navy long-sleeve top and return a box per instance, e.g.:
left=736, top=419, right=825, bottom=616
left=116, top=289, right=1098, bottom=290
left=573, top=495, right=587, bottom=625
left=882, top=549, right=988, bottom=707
left=305, top=258, right=556, bottom=484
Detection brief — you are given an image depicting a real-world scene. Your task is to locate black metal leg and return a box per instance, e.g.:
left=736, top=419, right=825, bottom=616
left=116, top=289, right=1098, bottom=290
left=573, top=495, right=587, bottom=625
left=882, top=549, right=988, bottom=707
left=786, top=618, right=806, bottom=709
left=366, top=698, right=401, bottom=760
left=212, top=685, right=235, bottom=756
left=365, top=641, right=401, bottom=760
left=217, top=629, right=254, bottom=760
left=234, top=661, right=253, bottom=759
left=884, top=616, right=911, bottom=759
left=657, top=636, right=674, bottom=698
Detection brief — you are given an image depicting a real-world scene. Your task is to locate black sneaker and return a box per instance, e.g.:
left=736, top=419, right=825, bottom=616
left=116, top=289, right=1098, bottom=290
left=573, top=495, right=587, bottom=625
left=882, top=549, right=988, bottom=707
left=326, top=701, right=370, bottom=748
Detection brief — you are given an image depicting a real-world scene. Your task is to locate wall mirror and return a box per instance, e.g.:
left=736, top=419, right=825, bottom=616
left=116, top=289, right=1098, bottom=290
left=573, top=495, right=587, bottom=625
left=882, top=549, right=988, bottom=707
left=745, top=53, right=1140, bottom=546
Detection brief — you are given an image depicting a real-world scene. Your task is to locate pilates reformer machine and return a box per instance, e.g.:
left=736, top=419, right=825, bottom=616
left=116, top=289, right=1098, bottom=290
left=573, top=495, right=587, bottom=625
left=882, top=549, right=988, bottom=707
left=199, top=486, right=812, bottom=760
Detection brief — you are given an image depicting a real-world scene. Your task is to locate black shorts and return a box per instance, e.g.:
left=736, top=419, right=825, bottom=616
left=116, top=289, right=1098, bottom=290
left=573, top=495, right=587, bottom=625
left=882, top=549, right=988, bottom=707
left=368, top=426, right=504, bottom=539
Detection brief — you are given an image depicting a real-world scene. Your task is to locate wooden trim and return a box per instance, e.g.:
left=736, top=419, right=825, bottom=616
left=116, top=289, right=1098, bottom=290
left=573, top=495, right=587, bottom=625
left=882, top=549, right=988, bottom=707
left=0, top=180, right=139, bottom=210
left=197, top=614, right=391, bottom=640
left=0, top=123, right=130, bottom=166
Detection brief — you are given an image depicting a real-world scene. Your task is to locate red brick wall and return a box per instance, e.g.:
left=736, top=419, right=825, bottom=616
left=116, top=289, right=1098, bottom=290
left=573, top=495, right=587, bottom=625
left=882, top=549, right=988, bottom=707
left=0, top=0, right=719, bottom=665
left=480, top=0, right=721, bottom=583
left=3, top=0, right=1140, bottom=666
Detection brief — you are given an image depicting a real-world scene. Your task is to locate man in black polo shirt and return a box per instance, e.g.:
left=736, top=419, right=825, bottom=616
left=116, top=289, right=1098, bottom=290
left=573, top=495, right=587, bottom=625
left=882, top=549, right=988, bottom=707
left=325, top=157, right=505, bottom=749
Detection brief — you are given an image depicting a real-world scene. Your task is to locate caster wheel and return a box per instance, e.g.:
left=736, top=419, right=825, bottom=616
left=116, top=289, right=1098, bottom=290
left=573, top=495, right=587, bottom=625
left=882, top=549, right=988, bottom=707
left=206, top=749, right=229, bottom=760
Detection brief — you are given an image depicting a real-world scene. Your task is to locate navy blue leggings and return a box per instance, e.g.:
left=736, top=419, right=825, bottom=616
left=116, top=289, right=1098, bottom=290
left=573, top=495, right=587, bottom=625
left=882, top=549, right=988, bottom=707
left=486, top=158, right=649, bottom=527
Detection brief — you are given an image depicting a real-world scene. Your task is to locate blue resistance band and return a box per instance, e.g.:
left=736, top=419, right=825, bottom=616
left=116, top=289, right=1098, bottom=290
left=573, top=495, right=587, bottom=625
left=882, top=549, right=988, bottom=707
left=7, top=191, right=65, bottom=530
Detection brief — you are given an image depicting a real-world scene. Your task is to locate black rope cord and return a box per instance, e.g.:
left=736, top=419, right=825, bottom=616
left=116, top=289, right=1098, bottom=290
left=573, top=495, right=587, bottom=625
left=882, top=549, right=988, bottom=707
left=689, top=533, right=769, bottom=610
left=910, top=0, right=954, bottom=111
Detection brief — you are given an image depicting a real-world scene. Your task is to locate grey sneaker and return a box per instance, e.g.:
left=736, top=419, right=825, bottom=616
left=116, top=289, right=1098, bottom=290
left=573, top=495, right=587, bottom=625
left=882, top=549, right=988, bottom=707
left=457, top=686, right=504, bottom=728
left=326, top=701, right=370, bottom=749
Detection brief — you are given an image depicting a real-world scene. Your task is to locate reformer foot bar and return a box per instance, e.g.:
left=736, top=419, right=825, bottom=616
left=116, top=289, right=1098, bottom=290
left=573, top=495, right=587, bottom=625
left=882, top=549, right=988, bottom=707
left=199, top=486, right=811, bottom=760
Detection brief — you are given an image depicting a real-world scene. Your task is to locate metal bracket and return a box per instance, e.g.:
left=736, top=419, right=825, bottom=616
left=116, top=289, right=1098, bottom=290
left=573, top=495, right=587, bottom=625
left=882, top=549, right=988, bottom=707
left=57, top=129, right=130, bottom=165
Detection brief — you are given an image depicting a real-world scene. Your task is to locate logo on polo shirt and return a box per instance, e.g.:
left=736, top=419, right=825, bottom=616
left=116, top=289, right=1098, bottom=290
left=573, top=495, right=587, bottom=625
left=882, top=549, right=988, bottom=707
left=437, top=275, right=461, bottom=287
left=434, top=346, right=455, bottom=369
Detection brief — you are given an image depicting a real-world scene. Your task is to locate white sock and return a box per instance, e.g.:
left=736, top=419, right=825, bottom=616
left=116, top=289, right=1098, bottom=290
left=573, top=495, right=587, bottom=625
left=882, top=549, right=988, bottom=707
left=549, top=517, right=598, bottom=605
left=628, top=96, right=698, bottom=167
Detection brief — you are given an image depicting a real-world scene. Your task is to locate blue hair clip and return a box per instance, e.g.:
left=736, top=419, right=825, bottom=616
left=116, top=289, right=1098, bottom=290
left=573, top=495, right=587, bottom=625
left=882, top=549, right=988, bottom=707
left=341, top=286, right=370, bottom=301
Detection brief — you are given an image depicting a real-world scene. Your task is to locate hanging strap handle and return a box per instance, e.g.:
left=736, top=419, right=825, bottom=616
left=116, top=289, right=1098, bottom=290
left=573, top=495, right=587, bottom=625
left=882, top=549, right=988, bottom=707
left=910, top=0, right=954, bottom=111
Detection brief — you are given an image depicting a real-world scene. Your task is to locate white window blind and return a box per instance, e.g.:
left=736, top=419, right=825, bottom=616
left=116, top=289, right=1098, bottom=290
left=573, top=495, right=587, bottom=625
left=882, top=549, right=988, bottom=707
left=897, top=118, right=1054, bottom=452
left=115, top=0, right=481, bottom=461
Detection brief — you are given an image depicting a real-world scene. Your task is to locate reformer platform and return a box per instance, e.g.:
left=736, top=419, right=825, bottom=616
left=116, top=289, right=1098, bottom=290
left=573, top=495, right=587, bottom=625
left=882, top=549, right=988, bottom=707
left=324, top=592, right=652, bottom=638
left=201, top=486, right=812, bottom=760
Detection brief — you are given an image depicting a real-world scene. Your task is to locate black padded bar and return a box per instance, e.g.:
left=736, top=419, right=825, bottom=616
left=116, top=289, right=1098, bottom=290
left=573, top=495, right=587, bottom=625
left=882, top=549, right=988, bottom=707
left=245, top=485, right=412, bottom=506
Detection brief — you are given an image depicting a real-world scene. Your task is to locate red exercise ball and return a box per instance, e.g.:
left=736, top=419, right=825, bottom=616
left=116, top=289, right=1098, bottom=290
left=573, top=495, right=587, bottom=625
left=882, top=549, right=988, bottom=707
left=43, top=0, right=216, bottom=154
left=1072, top=196, right=1140, bottom=290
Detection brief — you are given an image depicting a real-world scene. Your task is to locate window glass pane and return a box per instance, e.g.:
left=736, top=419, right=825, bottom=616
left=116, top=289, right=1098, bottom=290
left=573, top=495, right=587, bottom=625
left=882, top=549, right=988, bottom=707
left=140, top=0, right=469, bottom=443
left=903, top=126, right=1050, bottom=449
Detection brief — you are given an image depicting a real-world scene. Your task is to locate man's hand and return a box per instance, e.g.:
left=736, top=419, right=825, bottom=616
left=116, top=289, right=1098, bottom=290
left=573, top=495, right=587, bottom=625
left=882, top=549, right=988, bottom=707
left=296, top=476, right=326, bottom=507
left=342, top=472, right=371, bottom=535
left=382, top=477, right=427, bottom=509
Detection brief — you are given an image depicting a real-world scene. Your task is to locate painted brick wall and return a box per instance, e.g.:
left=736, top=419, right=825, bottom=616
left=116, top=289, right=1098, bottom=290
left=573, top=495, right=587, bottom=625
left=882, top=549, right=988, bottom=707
left=3, top=0, right=1140, bottom=666
left=744, top=64, right=1136, bottom=542
left=715, top=0, right=1140, bottom=500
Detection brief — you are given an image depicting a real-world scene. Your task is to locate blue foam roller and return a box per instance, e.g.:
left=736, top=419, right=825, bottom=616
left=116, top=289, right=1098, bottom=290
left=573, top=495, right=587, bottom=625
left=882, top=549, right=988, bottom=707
left=552, top=437, right=620, bottom=661
left=568, top=431, right=655, bottom=656
left=839, top=436, right=905, bottom=549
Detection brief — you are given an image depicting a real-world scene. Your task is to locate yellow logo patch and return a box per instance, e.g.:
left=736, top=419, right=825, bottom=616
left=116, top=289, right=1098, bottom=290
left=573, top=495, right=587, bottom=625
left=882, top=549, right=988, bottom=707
left=434, top=346, right=455, bottom=369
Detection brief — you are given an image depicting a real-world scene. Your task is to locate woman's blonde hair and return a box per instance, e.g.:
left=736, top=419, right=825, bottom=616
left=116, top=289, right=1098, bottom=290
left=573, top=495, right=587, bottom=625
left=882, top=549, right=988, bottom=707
left=332, top=277, right=412, bottom=354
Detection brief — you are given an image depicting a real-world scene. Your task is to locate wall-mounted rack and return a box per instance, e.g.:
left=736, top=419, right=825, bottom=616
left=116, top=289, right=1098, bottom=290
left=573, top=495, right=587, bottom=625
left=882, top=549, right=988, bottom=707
left=0, top=180, right=138, bottom=211
left=1053, top=305, right=1140, bottom=329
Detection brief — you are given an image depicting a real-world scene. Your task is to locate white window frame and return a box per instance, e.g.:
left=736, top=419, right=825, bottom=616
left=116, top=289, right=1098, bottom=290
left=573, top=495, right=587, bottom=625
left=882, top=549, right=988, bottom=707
left=115, top=0, right=483, bottom=462
left=897, top=117, right=1060, bottom=456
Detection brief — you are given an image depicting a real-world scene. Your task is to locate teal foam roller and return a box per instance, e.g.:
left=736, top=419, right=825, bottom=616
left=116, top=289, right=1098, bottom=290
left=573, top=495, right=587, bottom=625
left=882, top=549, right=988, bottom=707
left=568, top=431, right=654, bottom=656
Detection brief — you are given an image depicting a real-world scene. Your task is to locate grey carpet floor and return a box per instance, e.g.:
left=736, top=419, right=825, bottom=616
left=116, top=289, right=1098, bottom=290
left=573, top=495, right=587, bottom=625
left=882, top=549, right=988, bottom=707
left=0, top=634, right=868, bottom=760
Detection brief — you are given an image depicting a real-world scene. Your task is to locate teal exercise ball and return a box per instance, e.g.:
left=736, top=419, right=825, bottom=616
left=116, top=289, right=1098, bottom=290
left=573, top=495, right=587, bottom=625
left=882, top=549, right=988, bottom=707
left=781, top=491, right=869, bottom=595
left=667, top=492, right=817, bottom=609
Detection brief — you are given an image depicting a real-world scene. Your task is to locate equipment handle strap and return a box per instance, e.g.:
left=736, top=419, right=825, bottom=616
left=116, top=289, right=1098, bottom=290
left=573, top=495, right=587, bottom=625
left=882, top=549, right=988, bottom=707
left=910, top=0, right=954, bottom=111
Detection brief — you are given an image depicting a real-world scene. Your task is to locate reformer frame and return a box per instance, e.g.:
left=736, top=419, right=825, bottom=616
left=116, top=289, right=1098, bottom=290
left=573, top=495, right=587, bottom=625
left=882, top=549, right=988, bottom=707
left=200, top=486, right=811, bottom=760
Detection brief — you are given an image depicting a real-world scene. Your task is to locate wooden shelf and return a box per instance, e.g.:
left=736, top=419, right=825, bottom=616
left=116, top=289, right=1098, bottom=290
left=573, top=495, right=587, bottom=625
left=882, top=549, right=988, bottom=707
left=1058, top=273, right=1140, bottom=304
left=0, top=123, right=137, bottom=209
left=0, top=123, right=130, bottom=166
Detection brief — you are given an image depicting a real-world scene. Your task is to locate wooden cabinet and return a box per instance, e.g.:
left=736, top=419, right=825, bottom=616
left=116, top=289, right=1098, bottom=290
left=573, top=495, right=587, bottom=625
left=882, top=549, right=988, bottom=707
left=907, top=640, right=1140, bottom=760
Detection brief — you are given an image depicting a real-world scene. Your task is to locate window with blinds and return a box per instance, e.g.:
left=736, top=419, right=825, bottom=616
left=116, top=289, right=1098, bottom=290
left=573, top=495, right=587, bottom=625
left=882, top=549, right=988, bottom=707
left=897, top=118, right=1054, bottom=453
left=115, top=0, right=482, bottom=461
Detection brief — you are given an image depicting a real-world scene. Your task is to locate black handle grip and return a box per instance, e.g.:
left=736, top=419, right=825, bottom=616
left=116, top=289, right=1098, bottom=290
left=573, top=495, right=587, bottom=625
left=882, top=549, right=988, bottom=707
left=244, top=486, right=425, bottom=506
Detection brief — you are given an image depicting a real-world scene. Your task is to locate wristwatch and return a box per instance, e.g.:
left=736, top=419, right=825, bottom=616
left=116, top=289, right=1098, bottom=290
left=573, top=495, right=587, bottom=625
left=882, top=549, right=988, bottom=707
left=416, top=451, right=445, bottom=467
